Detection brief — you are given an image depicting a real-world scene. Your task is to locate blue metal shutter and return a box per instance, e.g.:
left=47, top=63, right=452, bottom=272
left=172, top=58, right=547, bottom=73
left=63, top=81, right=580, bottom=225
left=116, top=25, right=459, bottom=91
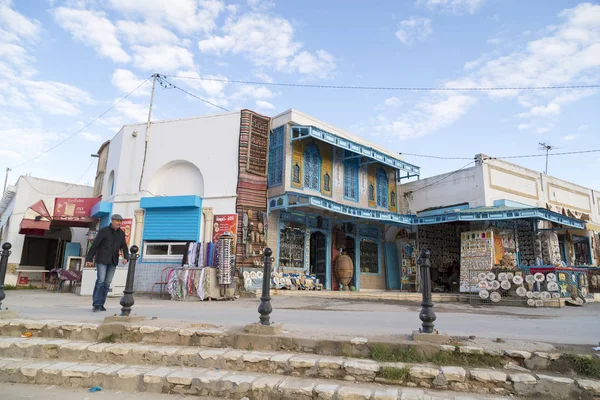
left=143, top=207, right=201, bottom=241
left=343, top=158, right=358, bottom=201
left=268, top=126, right=284, bottom=187
left=99, top=215, right=110, bottom=229
left=376, top=168, right=388, bottom=208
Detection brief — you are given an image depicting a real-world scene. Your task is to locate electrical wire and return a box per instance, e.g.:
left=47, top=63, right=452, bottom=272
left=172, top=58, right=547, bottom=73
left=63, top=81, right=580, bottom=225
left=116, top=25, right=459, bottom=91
left=400, top=148, right=600, bottom=161
left=404, top=160, right=477, bottom=196
left=10, top=76, right=153, bottom=169
left=165, top=74, right=600, bottom=92
left=400, top=152, right=473, bottom=160
left=22, top=159, right=96, bottom=196
left=157, top=75, right=230, bottom=112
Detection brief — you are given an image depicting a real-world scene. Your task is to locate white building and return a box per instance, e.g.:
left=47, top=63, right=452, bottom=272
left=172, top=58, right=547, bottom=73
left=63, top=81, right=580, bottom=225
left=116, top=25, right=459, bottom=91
left=0, top=176, right=93, bottom=285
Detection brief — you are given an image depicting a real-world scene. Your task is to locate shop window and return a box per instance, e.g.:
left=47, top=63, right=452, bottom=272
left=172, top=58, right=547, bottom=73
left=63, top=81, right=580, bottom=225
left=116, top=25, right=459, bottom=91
left=268, top=126, right=284, bottom=187
left=279, top=225, right=305, bottom=269
left=323, top=173, right=331, bottom=192
left=376, top=168, right=388, bottom=208
left=368, top=183, right=375, bottom=202
left=573, top=235, right=591, bottom=265
left=344, top=158, right=359, bottom=201
left=360, top=239, right=379, bottom=273
left=143, top=242, right=187, bottom=259
left=303, top=144, right=320, bottom=190
left=292, top=163, right=301, bottom=184
left=390, top=191, right=396, bottom=207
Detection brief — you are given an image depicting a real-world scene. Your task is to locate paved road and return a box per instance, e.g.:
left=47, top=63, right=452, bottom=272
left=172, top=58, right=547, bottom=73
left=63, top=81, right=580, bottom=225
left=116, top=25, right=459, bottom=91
left=3, top=290, right=600, bottom=345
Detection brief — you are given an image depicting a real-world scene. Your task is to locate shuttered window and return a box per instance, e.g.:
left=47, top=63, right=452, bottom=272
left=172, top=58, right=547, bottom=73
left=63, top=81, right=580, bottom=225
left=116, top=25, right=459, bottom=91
left=268, top=126, right=284, bottom=187
left=343, top=158, right=359, bottom=201
left=140, top=196, right=202, bottom=242
left=303, top=144, right=320, bottom=190
left=376, top=168, right=388, bottom=208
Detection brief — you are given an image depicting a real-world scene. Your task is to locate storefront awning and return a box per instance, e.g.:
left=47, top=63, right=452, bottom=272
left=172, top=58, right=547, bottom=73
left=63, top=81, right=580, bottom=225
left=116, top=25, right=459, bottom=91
left=19, top=197, right=101, bottom=235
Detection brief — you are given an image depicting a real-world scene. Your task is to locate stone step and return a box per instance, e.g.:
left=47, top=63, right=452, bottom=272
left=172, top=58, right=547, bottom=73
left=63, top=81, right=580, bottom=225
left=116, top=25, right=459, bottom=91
left=0, top=356, right=517, bottom=400
left=0, top=336, right=598, bottom=398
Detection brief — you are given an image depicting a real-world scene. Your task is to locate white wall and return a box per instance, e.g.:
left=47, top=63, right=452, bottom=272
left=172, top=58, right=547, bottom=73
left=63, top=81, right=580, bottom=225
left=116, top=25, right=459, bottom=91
left=1, top=177, right=93, bottom=265
left=103, top=112, right=242, bottom=244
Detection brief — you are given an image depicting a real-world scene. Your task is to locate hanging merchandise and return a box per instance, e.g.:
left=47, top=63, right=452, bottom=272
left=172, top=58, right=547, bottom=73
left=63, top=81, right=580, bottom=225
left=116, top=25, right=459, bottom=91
left=516, top=220, right=536, bottom=266
left=536, top=231, right=562, bottom=266
left=460, top=230, right=494, bottom=292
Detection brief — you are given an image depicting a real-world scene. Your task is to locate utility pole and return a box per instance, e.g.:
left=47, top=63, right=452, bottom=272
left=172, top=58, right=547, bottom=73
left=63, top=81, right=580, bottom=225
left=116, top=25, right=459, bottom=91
left=538, top=142, right=555, bottom=175
left=3, top=168, right=11, bottom=194
left=138, top=73, right=158, bottom=192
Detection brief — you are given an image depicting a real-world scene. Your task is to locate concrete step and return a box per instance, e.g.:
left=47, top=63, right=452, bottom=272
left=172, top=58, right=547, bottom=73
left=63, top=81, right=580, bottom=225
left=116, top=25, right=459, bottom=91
left=0, top=356, right=517, bottom=400
left=0, top=336, right=598, bottom=398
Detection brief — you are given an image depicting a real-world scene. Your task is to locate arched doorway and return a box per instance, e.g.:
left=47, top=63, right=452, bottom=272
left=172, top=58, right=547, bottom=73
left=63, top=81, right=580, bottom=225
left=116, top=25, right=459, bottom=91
left=310, top=231, right=327, bottom=284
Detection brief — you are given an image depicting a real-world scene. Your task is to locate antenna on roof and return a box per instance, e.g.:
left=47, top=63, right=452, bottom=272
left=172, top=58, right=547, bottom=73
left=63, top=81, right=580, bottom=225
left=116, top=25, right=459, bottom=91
left=538, top=142, right=558, bottom=175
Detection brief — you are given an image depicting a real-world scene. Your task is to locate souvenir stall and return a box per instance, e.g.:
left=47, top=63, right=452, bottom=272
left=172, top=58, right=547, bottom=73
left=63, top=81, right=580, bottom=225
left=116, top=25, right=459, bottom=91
left=395, top=229, right=418, bottom=292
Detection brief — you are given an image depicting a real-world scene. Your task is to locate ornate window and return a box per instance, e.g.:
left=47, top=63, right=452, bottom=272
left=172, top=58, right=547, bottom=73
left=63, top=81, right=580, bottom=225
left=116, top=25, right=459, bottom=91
left=267, top=126, right=284, bottom=187
left=368, top=183, right=375, bottom=202
left=376, top=168, right=388, bottom=208
left=343, top=157, right=359, bottom=201
left=292, top=163, right=301, bottom=184
left=323, top=173, right=331, bottom=192
left=303, top=143, right=320, bottom=190
left=390, top=191, right=396, bottom=207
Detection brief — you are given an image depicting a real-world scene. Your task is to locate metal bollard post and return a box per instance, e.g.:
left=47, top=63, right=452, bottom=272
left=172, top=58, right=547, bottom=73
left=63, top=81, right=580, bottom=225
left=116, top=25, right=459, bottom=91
left=257, top=248, right=273, bottom=326
left=120, top=246, right=139, bottom=317
left=0, top=243, right=12, bottom=310
left=418, top=250, right=436, bottom=334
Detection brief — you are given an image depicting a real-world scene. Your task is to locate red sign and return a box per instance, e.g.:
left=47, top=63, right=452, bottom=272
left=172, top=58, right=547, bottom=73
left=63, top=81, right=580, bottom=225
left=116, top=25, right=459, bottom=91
left=212, top=214, right=238, bottom=243
left=53, top=198, right=100, bottom=222
left=120, top=219, right=133, bottom=246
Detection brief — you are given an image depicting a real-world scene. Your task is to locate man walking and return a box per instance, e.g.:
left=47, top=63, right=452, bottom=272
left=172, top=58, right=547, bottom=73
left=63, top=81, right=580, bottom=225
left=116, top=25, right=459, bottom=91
left=86, top=214, right=129, bottom=312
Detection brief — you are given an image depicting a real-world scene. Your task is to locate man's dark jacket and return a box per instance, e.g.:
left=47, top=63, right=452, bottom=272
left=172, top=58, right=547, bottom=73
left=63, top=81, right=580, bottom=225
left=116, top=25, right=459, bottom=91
left=86, top=226, right=130, bottom=265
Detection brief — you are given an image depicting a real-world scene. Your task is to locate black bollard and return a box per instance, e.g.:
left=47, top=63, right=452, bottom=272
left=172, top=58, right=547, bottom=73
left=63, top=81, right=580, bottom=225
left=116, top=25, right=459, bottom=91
left=257, top=248, right=273, bottom=326
left=120, top=245, right=139, bottom=317
left=418, top=249, right=436, bottom=334
left=0, top=242, right=12, bottom=310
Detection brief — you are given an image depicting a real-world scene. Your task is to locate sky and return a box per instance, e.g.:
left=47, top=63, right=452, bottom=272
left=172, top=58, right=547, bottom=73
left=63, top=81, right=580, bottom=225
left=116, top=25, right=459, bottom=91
left=0, top=0, right=599, bottom=192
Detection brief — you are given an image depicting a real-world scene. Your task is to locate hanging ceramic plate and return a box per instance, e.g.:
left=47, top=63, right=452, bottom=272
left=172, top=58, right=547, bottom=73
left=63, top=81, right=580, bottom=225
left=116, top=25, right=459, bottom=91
left=498, top=273, right=507, bottom=281
left=486, top=281, right=494, bottom=290
left=256, top=271, right=263, bottom=279
left=516, top=287, right=527, bottom=297
left=546, top=273, right=557, bottom=282
left=243, top=271, right=250, bottom=279
left=535, top=300, right=544, bottom=307
left=478, top=281, right=488, bottom=289
left=491, top=280, right=501, bottom=290
left=527, top=299, right=536, bottom=306
left=581, top=287, right=589, bottom=297
left=250, top=271, right=257, bottom=279
left=542, top=292, right=551, bottom=300
left=487, top=272, right=496, bottom=281
left=526, top=291, right=534, bottom=299
left=478, top=273, right=488, bottom=282
left=507, top=272, right=515, bottom=280
left=490, top=292, right=502, bottom=303
left=534, top=273, right=545, bottom=282
left=525, top=275, right=536, bottom=284
left=533, top=291, right=542, bottom=299
left=479, top=289, right=490, bottom=299
left=244, top=278, right=252, bottom=287
left=273, top=277, right=280, bottom=285
left=547, top=282, right=559, bottom=291
left=552, top=292, right=561, bottom=299
left=501, top=280, right=511, bottom=290
left=513, top=276, right=524, bottom=285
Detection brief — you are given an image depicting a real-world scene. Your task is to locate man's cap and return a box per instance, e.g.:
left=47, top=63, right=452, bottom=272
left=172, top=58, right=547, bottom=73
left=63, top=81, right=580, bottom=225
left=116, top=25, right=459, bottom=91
left=111, top=214, right=123, bottom=221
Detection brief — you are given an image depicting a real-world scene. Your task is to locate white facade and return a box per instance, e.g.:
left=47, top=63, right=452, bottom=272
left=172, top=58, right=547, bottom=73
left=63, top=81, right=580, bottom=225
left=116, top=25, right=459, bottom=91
left=101, top=112, right=242, bottom=247
left=0, top=177, right=93, bottom=283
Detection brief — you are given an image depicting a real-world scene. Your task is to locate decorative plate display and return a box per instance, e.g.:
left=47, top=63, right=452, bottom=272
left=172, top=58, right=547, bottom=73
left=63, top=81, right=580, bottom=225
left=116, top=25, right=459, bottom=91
left=552, top=292, right=561, bottom=299
left=534, top=273, right=545, bottom=282
left=542, top=292, right=551, bottom=300
left=273, top=277, right=280, bottom=285
left=547, top=282, right=559, bottom=291
left=513, top=276, right=524, bottom=285
left=243, top=271, right=250, bottom=279
left=487, top=272, right=496, bottom=281
left=478, top=273, right=488, bottom=281
left=533, top=291, right=542, bottom=299
left=250, top=271, right=257, bottom=279
left=498, top=273, right=507, bottom=281
left=501, top=280, right=511, bottom=290
left=581, top=287, right=589, bottom=297
left=527, top=299, right=536, bottom=306
left=479, top=289, right=490, bottom=299
left=526, top=291, right=534, bottom=298
left=491, top=280, right=501, bottom=290
left=516, top=287, right=527, bottom=297
left=507, top=272, right=515, bottom=280
left=478, top=281, right=488, bottom=289
left=546, top=273, right=557, bottom=282
left=490, top=292, right=502, bottom=303
left=256, top=271, right=263, bottom=279
left=535, top=300, right=544, bottom=307
left=244, top=278, right=252, bottom=287
left=486, top=281, right=494, bottom=290
left=525, top=275, right=536, bottom=284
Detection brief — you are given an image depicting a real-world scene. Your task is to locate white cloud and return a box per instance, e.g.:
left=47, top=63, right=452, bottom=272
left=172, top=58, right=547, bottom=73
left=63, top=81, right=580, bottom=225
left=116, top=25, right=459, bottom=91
left=0, top=1, right=41, bottom=41
left=395, top=17, right=432, bottom=46
left=132, top=45, right=195, bottom=72
left=21, top=80, right=94, bottom=116
left=198, top=13, right=336, bottom=78
left=174, top=70, right=228, bottom=98
left=416, top=0, right=486, bottom=15
left=579, top=125, right=589, bottom=131
left=255, top=100, right=275, bottom=111
left=53, top=7, right=130, bottom=63
left=562, top=134, right=577, bottom=142
left=517, top=123, right=554, bottom=134
left=231, top=84, right=274, bottom=101
left=254, top=71, right=273, bottom=83
left=116, top=20, right=180, bottom=46
left=111, top=69, right=151, bottom=96
left=80, top=131, right=102, bottom=142
left=109, top=0, right=224, bottom=34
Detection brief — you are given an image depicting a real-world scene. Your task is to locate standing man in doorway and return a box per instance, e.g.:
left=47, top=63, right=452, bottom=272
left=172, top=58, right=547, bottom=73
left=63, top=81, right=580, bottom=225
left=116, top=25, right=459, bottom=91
left=85, top=214, right=129, bottom=312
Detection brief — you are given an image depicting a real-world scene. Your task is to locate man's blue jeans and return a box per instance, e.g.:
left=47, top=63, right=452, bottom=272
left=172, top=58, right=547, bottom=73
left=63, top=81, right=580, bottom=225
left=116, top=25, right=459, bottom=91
left=92, top=264, right=116, bottom=308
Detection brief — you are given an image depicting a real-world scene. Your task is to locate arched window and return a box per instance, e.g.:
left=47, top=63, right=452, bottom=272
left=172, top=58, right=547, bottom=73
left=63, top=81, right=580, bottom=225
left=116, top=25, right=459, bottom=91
left=323, top=173, right=331, bottom=192
left=292, top=163, right=301, bottom=184
left=303, top=144, right=320, bottom=190
left=343, top=157, right=359, bottom=201
left=368, top=183, right=375, bottom=202
left=376, top=168, right=388, bottom=208
left=390, top=191, right=396, bottom=208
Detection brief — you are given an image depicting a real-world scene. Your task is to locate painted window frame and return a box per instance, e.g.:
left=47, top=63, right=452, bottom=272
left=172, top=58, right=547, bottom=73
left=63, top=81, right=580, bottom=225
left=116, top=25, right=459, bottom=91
left=143, top=241, right=187, bottom=260
left=376, top=168, right=388, bottom=208
left=359, top=238, right=381, bottom=275
left=323, top=172, right=331, bottom=192
left=343, top=157, right=359, bottom=202
left=268, top=126, right=284, bottom=187
left=303, top=143, right=321, bottom=191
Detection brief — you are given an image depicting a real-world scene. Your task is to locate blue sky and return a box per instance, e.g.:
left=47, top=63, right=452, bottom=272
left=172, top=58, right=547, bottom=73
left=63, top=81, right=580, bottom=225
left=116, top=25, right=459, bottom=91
left=1, top=0, right=599, bottom=191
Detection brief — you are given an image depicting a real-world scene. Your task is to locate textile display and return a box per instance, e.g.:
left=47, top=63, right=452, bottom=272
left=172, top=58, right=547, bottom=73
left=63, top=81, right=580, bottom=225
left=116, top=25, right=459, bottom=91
left=166, top=267, right=212, bottom=300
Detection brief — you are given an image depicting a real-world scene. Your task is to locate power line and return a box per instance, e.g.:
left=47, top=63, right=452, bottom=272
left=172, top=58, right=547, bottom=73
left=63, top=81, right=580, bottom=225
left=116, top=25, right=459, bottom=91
left=157, top=75, right=229, bottom=112
left=22, top=159, right=96, bottom=196
left=165, top=74, right=600, bottom=92
left=11, top=76, right=152, bottom=169
left=400, top=152, right=473, bottom=160
left=404, top=160, right=477, bottom=196
left=401, top=148, right=600, bottom=161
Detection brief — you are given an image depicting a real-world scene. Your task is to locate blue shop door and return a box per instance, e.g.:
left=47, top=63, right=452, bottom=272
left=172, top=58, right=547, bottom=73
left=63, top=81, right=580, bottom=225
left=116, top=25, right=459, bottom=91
left=384, top=242, right=401, bottom=290
left=62, top=242, right=81, bottom=269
